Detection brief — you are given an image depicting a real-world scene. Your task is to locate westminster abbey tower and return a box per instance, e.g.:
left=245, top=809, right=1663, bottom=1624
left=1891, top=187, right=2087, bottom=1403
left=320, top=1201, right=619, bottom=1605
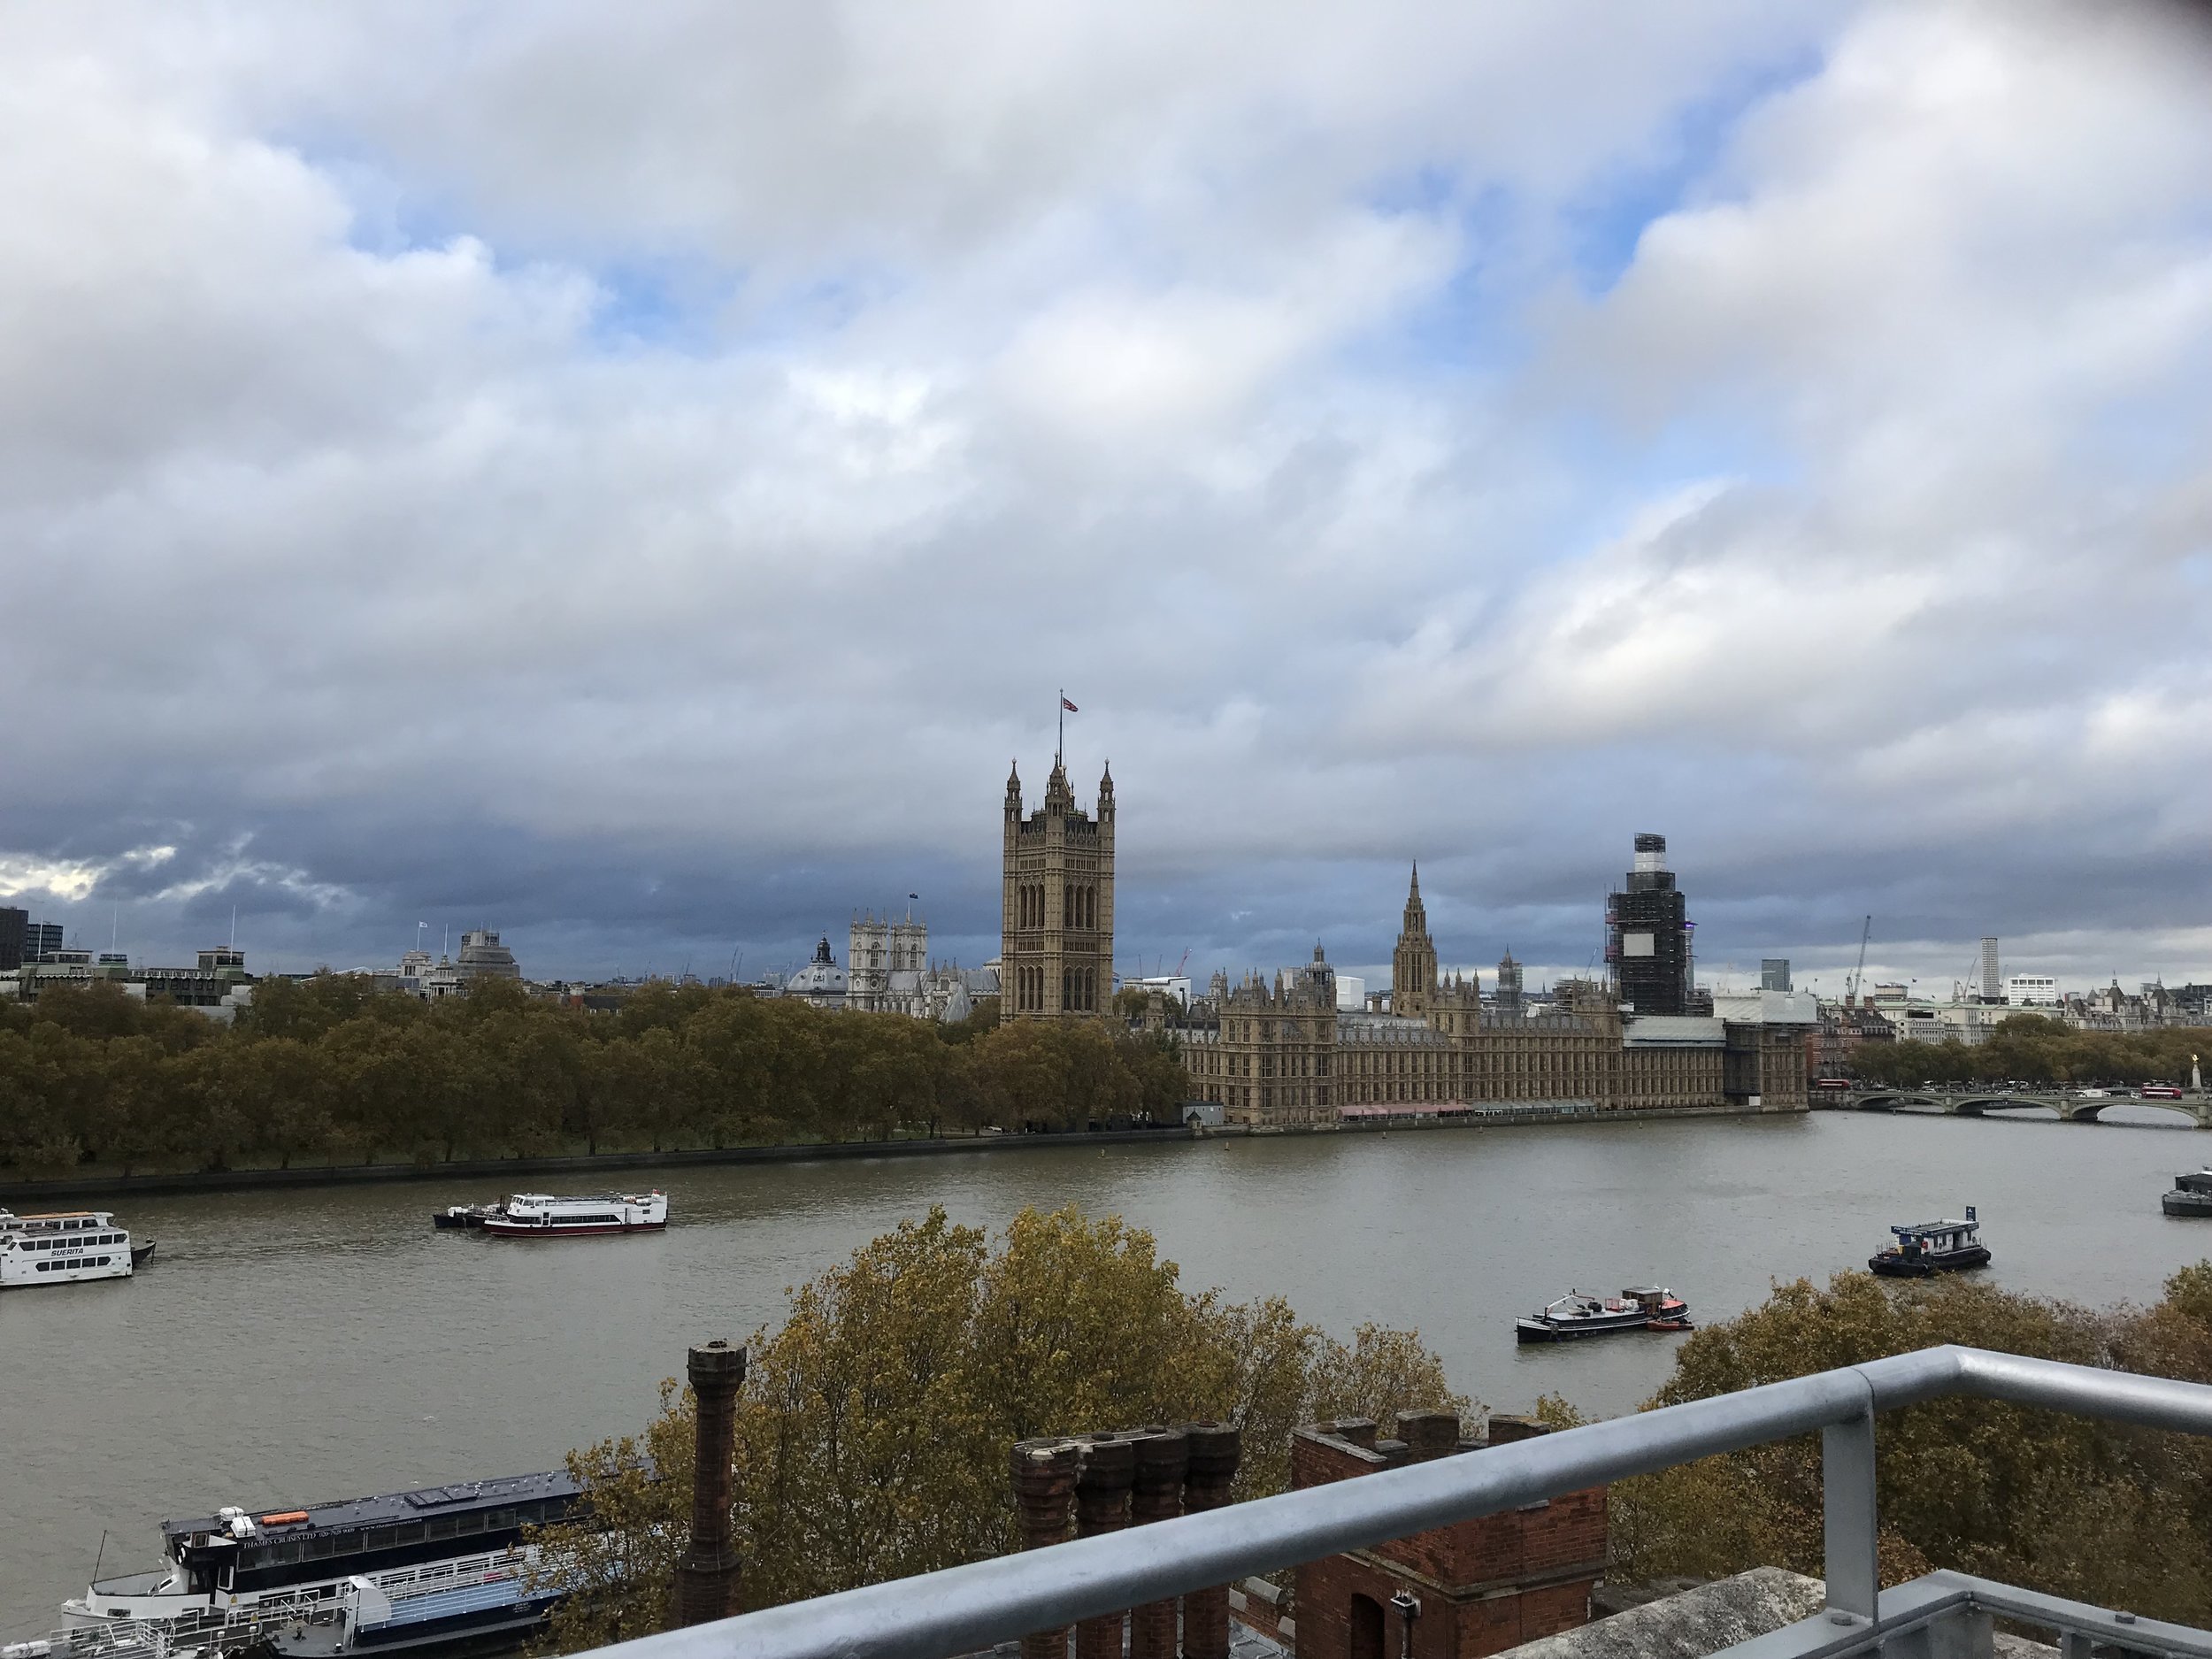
left=1002, top=757, right=1116, bottom=1020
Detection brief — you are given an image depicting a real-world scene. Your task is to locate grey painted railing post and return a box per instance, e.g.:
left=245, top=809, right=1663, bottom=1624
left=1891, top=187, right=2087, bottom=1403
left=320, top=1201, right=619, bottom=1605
left=1822, top=1383, right=1879, bottom=1624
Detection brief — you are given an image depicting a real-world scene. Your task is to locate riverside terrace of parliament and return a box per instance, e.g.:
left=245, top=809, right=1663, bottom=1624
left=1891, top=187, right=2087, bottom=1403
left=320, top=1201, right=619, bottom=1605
left=1001, top=754, right=1809, bottom=1129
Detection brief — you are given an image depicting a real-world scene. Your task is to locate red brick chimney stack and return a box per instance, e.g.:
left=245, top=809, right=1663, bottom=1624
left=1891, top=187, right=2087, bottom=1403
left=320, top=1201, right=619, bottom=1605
left=1397, top=1409, right=1461, bottom=1462
left=1073, top=1438, right=1136, bottom=1659
left=1179, top=1423, right=1243, bottom=1659
left=1010, top=1440, right=1081, bottom=1659
left=1484, top=1414, right=1547, bottom=1446
left=672, top=1340, right=748, bottom=1626
left=1291, top=1411, right=1605, bottom=1659
left=1128, top=1430, right=1189, bottom=1659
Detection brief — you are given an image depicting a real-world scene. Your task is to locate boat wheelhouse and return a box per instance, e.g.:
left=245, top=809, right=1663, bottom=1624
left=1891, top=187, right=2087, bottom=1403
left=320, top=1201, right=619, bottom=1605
left=0, top=1210, right=151, bottom=1290
left=1514, top=1285, right=1691, bottom=1343
left=1869, top=1207, right=1990, bottom=1277
left=2163, top=1170, right=2212, bottom=1218
left=64, top=1471, right=581, bottom=1655
left=480, top=1191, right=667, bottom=1237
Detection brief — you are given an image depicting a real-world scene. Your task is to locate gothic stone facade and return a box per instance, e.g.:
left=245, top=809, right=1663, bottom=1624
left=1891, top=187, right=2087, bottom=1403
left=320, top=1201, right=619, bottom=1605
left=1002, top=757, right=1115, bottom=1020
left=847, top=912, right=927, bottom=1014
left=1179, top=869, right=1808, bottom=1127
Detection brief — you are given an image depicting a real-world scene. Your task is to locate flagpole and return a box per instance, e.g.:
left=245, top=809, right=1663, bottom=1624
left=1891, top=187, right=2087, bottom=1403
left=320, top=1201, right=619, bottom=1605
left=1057, top=687, right=1064, bottom=765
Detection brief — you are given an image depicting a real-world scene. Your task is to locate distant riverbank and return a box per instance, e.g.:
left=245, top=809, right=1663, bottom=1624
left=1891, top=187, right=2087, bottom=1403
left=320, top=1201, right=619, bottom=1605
left=0, top=1102, right=1792, bottom=1203
left=0, top=1125, right=1193, bottom=1203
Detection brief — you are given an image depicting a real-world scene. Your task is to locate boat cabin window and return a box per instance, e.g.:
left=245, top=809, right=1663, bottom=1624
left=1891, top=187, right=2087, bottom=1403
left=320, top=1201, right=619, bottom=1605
left=427, top=1516, right=459, bottom=1540
left=454, top=1511, right=486, bottom=1536
left=366, top=1528, right=396, bottom=1550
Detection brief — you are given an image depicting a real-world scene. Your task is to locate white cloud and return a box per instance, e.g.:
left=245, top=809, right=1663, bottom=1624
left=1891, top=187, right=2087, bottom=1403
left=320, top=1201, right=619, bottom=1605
left=1, top=1, right=2208, bottom=981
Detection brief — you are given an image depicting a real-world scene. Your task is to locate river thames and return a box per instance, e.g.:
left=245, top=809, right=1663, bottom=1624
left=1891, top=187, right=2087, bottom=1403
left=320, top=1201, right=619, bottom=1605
left=4, top=1106, right=2208, bottom=1636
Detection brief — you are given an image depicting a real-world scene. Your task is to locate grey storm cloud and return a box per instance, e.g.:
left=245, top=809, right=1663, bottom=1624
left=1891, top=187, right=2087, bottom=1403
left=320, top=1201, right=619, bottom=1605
left=3, top=0, right=2211, bottom=996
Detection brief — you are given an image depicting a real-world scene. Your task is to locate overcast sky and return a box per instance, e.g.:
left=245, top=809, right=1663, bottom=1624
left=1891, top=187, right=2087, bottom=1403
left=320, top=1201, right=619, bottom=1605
left=4, top=0, right=2211, bottom=996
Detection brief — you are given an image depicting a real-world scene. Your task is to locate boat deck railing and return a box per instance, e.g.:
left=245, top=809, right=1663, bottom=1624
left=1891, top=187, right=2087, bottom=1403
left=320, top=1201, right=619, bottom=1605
left=4, top=1594, right=348, bottom=1659
left=569, top=1345, right=2212, bottom=1659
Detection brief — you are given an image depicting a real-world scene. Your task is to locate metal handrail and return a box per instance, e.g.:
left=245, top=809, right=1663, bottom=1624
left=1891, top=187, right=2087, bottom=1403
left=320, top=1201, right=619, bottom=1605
left=588, top=1345, right=2212, bottom=1659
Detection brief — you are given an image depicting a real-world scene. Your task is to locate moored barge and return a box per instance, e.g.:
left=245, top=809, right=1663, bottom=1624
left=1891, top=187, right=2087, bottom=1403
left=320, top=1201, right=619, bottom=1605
left=63, top=1471, right=580, bottom=1655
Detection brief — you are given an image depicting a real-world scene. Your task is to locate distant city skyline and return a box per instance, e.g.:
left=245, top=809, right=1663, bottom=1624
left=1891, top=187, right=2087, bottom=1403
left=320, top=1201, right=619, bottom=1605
left=8, top=843, right=2207, bottom=1003
left=4, top=5, right=2211, bottom=997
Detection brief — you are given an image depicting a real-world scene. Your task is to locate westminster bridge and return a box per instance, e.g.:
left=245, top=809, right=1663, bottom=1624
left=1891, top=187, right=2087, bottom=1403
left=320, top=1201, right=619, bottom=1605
left=1822, top=1087, right=2212, bottom=1128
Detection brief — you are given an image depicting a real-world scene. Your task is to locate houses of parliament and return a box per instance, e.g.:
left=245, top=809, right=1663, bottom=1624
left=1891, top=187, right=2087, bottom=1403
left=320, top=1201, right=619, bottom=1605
left=1000, top=754, right=1115, bottom=1019
left=996, top=756, right=1806, bottom=1126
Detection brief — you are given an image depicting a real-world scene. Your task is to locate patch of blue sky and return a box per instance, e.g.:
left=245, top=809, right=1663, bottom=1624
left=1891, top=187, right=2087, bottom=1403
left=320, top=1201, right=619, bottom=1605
left=585, top=257, right=749, bottom=354
left=1330, top=180, right=1530, bottom=385
left=263, top=120, right=479, bottom=262
left=591, top=256, right=922, bottom=358
left=1560, top=38, right=1831, bottom=298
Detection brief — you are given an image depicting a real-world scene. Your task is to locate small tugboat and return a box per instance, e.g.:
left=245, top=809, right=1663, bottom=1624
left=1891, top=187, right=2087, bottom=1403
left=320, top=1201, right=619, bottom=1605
left=2162, top=1171, right=2212, bottom=1217
left=1869, top=1208, right=1990, bottom=1276
left=1516, top=1286, right=1691, bottom=1343
left=480, top=1190, right=668, bottom=1237
left=0, top=1209, right=152, bottom=1290
left=431, top=1202, right=503, bottom=1231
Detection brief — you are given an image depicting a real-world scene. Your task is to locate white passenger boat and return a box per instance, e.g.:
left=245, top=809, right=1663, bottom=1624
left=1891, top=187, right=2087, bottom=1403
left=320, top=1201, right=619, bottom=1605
left=0, top=1209, right=154, bottom=1290
left=61, top=1471, right=580, bottom=1656
left=480, top=1190, right=667, bottom=1237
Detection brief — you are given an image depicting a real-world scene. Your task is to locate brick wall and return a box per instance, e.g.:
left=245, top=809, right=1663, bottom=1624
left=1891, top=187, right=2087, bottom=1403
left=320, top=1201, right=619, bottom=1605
left=1288, top=1414, right=1605, bottom=1659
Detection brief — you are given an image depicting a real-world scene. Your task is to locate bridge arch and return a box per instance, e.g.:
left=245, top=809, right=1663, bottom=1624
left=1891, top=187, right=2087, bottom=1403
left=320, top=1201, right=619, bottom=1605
left=2069, top=1096, right=2212, bottom=1128
left=1953, top=1094, right=2062, bottom=1118
left=1853, top=1091, right=1947, bottom=1112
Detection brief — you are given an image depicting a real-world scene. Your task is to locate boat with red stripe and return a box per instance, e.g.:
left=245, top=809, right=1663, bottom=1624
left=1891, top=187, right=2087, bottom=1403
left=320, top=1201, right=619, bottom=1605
left=479, top=1191, right=667, bottom=1237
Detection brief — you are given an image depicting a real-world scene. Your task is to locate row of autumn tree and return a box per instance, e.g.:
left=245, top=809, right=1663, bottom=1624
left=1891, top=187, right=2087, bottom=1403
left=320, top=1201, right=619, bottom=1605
left=535, top=1205, right=2212, bottom=1649
left=1849, top=1012, right=2208, bottom=1088
left=0, top=976, right=1189, bottom=1177
left=535, top=1205, right=1465, bottom=1649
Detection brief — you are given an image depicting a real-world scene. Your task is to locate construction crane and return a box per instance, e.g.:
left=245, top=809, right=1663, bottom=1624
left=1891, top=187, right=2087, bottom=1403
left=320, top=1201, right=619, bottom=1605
left=1846, top=916, right=1872, bottom=1008
left=1175, top=948, right=1190, bottom=977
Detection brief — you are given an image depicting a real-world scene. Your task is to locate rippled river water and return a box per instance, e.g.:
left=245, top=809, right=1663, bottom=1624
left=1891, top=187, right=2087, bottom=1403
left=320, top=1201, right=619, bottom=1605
left=5, top=1107, right=2208, bottom=1636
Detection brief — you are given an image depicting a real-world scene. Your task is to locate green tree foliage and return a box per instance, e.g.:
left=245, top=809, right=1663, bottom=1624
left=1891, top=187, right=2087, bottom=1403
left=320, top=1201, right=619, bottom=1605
left=1610, top=1266, right=2212, bottom=1622
left=0, top=978, right=1190, bottom=1175
left=1851, top=1014, right=2207, bottom=1087
left=533, top=1204, right=1466, bottom=1650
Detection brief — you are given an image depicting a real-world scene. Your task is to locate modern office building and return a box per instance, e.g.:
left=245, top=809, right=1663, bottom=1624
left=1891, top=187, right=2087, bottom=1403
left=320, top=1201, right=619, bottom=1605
left=1762, top=958, right=1793, bottom=992
left=0, top=907, right=25, bottom=972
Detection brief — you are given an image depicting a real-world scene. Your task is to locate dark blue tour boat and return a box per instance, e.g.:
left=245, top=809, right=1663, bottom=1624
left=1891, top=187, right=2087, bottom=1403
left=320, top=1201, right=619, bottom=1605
left=1869, top=1208, right=1990, bottom=1277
